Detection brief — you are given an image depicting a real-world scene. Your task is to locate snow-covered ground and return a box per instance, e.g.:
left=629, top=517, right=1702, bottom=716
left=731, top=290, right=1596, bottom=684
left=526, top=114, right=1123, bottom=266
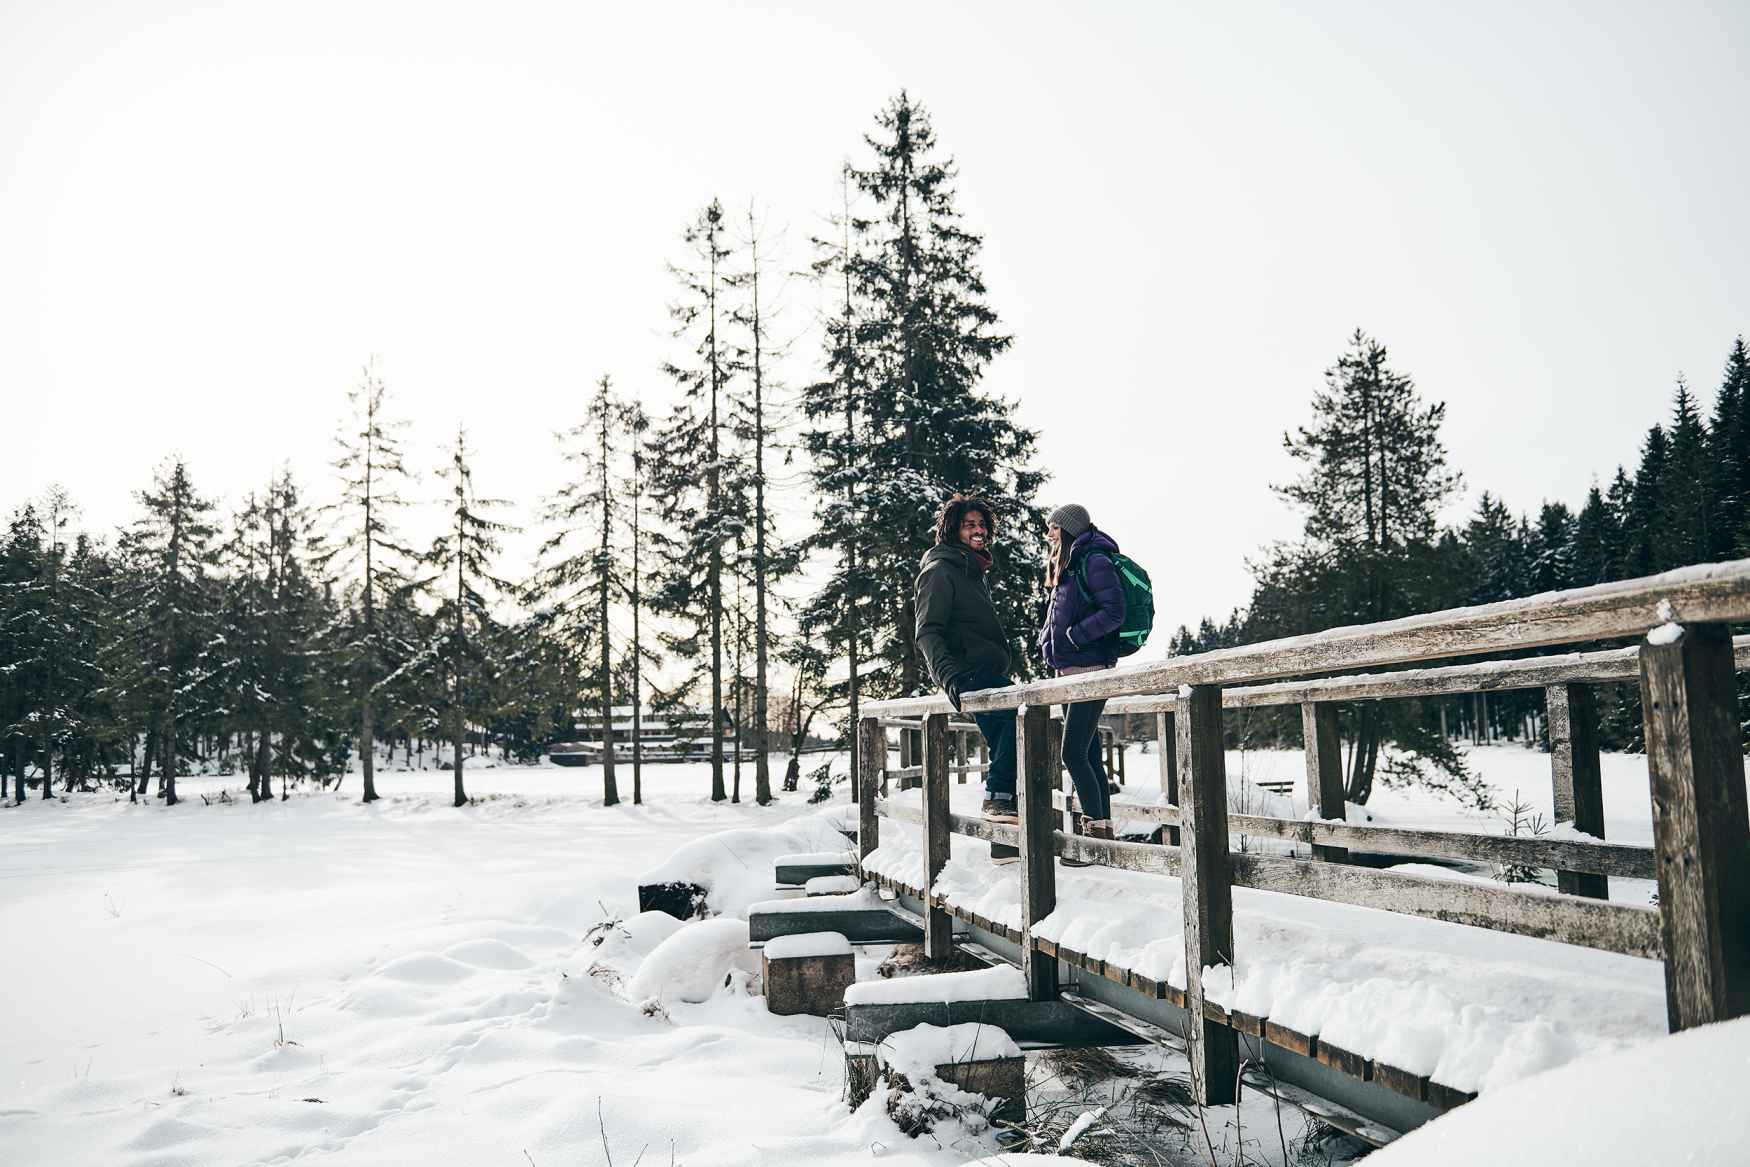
left=0, top=743, right=1721, bottom=1164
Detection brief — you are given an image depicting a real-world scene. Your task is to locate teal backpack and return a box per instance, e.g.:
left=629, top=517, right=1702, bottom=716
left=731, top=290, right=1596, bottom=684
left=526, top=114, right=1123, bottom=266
left=1074, top=550, right=1155, bottom=657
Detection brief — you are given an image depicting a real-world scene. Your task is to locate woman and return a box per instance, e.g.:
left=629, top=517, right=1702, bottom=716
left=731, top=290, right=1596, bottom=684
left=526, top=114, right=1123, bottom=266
left=1036, top=503, right=1125, bottom=842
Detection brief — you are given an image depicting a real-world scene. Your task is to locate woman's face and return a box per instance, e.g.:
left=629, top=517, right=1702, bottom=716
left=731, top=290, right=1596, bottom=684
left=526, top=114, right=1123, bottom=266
left=1047, top=522, right=1062, bottom=552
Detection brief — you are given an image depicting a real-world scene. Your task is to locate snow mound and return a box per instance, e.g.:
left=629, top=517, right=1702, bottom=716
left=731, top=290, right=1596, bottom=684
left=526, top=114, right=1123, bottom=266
left=639, top=811, right=853, bottom=917
left=762, top=931, right=851, bottom=959
left=1369, top=1016, right=1750, bottom=1166
left=626, top=917, right=761, bottom=1005
left=845, top=964, right=1026, bottom=1006
left=373, top=952, right=475, bottom=984
left=445, top=938, right=535, bottom=969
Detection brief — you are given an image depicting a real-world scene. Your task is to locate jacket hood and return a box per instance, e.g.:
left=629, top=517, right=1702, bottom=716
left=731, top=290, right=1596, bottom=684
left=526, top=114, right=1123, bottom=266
left=1071, top=527, right=1120, bottom=560
left=921, top=542, right=983, bottom=571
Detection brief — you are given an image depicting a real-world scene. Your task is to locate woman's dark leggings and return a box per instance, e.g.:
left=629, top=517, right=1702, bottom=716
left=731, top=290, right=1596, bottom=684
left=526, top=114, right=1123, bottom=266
left=1062, top=699, right=1111, bottom=821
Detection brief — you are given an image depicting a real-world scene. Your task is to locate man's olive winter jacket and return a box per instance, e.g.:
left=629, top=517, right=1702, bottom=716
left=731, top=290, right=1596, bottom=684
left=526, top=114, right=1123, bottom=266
left=913, top=542, right=1013, bottom=692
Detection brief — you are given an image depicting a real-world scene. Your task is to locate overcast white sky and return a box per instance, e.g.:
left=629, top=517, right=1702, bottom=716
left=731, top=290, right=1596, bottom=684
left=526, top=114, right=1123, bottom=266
left=4, top=0, right=1747, bottom=642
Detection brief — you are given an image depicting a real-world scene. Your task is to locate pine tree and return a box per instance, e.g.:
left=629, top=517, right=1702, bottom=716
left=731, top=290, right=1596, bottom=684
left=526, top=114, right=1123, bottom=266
left=1568, top=485, right=1617, bottom=587
left=1707, top=337, right=1750, bottom=558
left=1, top=504, right=46, bottom=802
left=317, top=359, right=419, bottom=802
left=220, top=471, right=324, bottom=801
left=532, top=375, right=622, bottom=807
left=1528, top=500, right=1575, bottom=593
left=1265, top=330, right=1463, bottom=801
left=1659, top=378, right=1711, bottom=568
left=115, top=460, right=221, bottom=806
left=422, top=428, right=516, bottom=808
left=620, top=397, right=656, bottom=805
left=801, top=168, right=878, bottom=770
left=730, top=206, right=794, bottom=805
left=650, top=200, right=745, bottom=801
left=1620, top=424, right=1667, bottom=577
left=840, top=91, right=1042, bottom=693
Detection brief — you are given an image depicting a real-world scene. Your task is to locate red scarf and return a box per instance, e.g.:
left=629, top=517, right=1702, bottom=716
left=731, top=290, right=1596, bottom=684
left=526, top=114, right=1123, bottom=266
left=966, top=546, right=993, bottom=573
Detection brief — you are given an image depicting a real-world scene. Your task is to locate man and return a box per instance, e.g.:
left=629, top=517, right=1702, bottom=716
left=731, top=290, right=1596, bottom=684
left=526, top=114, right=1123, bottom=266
left=914, top=493, right=1021, bottom=860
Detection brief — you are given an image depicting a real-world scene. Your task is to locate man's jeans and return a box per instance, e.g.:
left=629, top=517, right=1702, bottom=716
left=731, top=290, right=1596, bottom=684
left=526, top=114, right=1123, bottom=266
left=956, top=668, right=1017, bottom=803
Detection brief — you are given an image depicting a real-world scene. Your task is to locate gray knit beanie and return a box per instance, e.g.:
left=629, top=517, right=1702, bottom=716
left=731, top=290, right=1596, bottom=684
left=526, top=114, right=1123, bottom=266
left=1047, top=503, right=1092, bottom=538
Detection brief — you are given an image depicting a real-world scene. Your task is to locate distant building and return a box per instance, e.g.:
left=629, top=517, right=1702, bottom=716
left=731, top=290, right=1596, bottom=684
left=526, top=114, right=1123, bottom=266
left=549, top=706, right=726, bottom=766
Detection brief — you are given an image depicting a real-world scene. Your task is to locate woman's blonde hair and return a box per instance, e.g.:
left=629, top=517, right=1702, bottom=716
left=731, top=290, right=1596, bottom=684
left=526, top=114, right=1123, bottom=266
left=1044, top=523, right=1073, bottom=589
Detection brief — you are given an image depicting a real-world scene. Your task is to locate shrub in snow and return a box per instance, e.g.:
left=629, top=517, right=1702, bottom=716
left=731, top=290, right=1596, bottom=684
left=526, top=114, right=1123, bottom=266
left=583, top=910, right=687, bottom=992
left=625, top=917, right=761, bottom=1005
left=865, top=1023, right=1025, bottom=1138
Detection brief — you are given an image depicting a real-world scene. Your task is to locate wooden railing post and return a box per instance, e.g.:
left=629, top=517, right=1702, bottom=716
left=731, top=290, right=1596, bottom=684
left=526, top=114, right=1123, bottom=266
left=1048, top=711, right=1065, bottom=824
left=1640, top=622, right=1750, bottom=1030
left=922, top=711, right=953, bottom=959
left=1178, top=684, right=1238, bottom=1105
left=1156, top=711, right=1180, bottom=846
left=857, top=716, right=886, bottom=863
left=1302, top=702, right=1347, bottom=863
left=1017, top=705, right=1059, bottom=1001
left=1546, top=683, right=1607, bottom=898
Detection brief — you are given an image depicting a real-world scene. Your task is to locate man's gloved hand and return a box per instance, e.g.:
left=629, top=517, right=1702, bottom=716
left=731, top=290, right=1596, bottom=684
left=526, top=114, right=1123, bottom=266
left=946, top=672, right=972, bottom=713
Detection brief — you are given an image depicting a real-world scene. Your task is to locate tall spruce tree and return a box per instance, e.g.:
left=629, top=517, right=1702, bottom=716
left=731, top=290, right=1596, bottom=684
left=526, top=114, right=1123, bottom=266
left=422, top=428, right=516, bottom=808
left=802, top=168, right=878, bottom=768
left=1659, top=378, right=1711, bottom=567
left=1264, top=331, right=1463, bottom=801
left=2, top=504, right=47, bottom=802
left=650, top=199, right=745, bottom=801
left=838, top=91, right=1043, bottom=693
left=115, top=460, right=221, bottom=806
left=1620, top=424, right=1667, bottom=578
left=532, top=375, right=622, bottom=807
left=1707, top=338, right=1750, bottom=558
left=1568, top=484, right=1616, bottom=588
left=731, top=207, right=794, bottom=805
left=620, top=397, right=656, bottom=805
left=318, top=359, right=419, bottom=802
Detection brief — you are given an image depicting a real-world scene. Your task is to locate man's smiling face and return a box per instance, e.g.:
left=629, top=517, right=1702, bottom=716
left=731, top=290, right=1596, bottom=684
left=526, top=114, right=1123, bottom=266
left=958, top=509, right=990, bottom=552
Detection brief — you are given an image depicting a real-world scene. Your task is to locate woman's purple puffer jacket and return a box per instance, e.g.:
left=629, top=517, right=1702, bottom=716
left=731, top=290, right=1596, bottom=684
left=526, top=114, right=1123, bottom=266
left=1037, top=528, right=1127, bottom=671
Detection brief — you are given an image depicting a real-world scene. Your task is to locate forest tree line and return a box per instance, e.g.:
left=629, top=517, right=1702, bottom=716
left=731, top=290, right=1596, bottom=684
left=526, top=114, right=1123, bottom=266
left=0, top=91, right=1048, bottom=810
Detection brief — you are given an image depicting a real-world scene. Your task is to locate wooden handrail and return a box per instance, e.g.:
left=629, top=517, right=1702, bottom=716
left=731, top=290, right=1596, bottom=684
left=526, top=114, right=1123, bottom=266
left=922, top=560, right=1750, bottom=713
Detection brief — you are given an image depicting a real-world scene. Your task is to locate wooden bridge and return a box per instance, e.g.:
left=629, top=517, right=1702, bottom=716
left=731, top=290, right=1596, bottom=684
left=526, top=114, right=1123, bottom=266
left=853, top=561, right=1750, bottom=1140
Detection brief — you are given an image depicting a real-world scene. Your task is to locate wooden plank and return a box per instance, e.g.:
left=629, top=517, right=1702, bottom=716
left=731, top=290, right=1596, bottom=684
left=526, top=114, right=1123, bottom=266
left=1640, top=621, right=1750, bottom=1030
left=886, top=764, right=924, bottom=780
left=1157, top=710, right=1181, bottom=846
left=1016, top=705, right=1059, bottom=1001
left=1229, top=852, right=1664, bottom=958
left=1316, top=1039, right=1371, bottom=1082
left=1371, top=1060, right=1429, bottom=1103
left=1547, top=683, right=1608, bottom=898
left=1230, top=1008, right=1264, bottom=1037
left=922, top=713, right=952, bottom=960
left=749, top=908, right=922, bottom=944
left=1056, top=832, right=1182, bottom=876
left=862, top=694, right=952, bottom=718
left=1303, top=702, right=1347, bottom=862
left=1263, top=1019, right=1317, bottom=1059
left=960, top=563, right=1750, bottom=712
left=1425, top=1080, right=1478, bottom=1112
left=1178, top=683, right=1239, bottom=1106
left=857, top=717, right=885, bottom=862
left=1222, top=813, right=1654, bottom=878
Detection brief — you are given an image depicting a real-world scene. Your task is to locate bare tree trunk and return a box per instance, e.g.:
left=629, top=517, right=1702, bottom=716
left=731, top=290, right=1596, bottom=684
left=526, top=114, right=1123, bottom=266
left=598, top=379, right=619, bottom=808
left=748, top=225, right=773, bottom=806
left=257, top=726, right=273, bottom=802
